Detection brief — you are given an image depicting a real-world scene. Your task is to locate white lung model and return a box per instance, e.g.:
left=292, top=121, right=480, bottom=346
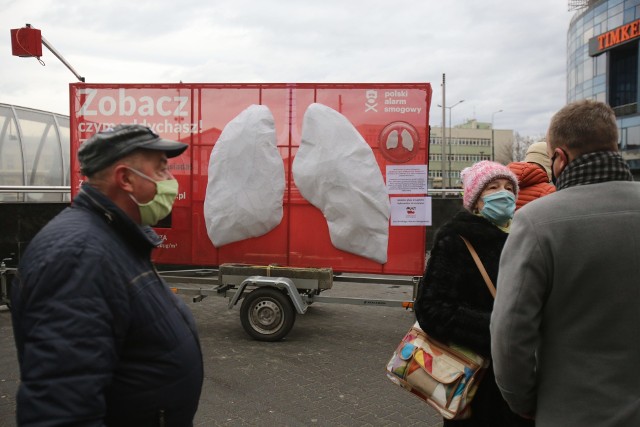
left=401, top=129, right=414, bottom=150
left=293, top=103, right=390, bottom=264
left=386, top=130, right=399, bottom=149
left=204, top=105, right=285, bottom=247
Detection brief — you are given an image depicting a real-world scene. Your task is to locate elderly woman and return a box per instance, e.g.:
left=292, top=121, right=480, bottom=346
left=414, top=161, right=532, bottom=426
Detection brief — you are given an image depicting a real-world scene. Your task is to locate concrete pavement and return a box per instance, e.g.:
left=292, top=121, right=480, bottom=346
left=0, top=280, right=443, bottom=426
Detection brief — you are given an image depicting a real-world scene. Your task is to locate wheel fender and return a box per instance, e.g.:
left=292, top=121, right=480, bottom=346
left=228, top=276, right=308, bottom=314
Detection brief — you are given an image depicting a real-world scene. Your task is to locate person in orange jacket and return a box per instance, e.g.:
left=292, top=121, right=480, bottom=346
left=508, top=141, right=555, bottom=210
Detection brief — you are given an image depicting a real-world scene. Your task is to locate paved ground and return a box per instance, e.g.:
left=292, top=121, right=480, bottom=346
left=0, top=279, right=443, bottom=426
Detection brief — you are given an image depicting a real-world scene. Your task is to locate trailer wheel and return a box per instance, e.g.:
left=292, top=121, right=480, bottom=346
left=240, top=287, right=296, bottom=341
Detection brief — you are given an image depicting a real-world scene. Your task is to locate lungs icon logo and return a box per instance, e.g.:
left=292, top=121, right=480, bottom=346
left=378, top=121, right=420, bottom=163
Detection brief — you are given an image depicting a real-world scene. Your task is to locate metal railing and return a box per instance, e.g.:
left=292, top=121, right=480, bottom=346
left=428, top=188, right=463, bottom=197
left=0, top=185, right=462, bottom=199
left=0, top=185, right=71, bottom=194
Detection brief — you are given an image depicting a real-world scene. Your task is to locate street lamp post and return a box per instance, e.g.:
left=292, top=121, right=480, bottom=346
left=438, top=99, right=464, bottom=187
left=491, top=109, right=503, bottom=161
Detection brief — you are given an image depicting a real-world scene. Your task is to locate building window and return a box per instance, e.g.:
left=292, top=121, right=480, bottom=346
left=627, top=125, right=640, bottom=149
left=596, top=52, right=606, bottom=75
left=609, top=40, right=638, bottom=115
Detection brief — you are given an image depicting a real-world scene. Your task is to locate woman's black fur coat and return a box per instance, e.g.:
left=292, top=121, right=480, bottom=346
left=415, top=209, right=507, bottom=358
left=414, top=209, right=532, bottom=427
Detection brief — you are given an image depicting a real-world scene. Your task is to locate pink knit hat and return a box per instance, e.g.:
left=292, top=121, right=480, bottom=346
left=461, top=161, right=519, bottom=211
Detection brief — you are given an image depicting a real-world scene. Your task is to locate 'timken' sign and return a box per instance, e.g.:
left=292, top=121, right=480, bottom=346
left=589, top=19, right=640, bottom=56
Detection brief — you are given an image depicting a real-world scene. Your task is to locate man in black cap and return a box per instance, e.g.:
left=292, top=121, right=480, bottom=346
left=10, top=124, right=204, bottom=426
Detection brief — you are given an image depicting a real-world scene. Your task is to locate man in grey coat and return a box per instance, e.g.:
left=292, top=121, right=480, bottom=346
left=490, top=100, right=640, bottom=427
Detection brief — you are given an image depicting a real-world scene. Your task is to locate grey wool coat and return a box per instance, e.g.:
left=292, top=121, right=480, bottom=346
left=491, top=181, right=640, bottom=427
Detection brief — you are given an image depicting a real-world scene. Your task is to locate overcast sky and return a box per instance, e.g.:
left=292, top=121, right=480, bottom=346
left=2, top=0, right=575, bottom=138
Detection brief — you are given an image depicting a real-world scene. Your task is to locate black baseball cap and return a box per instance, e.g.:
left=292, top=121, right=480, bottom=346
left=78, top=124, right=188, bottom=176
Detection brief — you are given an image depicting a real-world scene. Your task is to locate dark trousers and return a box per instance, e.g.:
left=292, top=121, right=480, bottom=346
left=442, top=367, right=534, bottom=427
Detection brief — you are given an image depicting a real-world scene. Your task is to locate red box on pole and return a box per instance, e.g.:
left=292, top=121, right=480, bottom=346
left=11, top=27, right=42, bottom=57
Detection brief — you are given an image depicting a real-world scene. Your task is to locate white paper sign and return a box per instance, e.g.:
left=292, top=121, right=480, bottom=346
left=390, top=197, right=431, bottom=226
left=386, top=165, right=428, bottom=194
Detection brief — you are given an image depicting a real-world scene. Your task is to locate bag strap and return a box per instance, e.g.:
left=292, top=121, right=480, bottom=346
left=459, top=235, right=496, bottom=299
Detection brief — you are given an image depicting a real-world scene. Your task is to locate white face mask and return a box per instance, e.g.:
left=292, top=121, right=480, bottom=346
left=479, top=190, right=516, bottom=226
left=127, top=167, right=178, bottom=226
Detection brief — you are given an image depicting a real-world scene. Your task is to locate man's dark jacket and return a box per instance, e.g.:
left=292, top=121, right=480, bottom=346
left=11, top=183, right=204, bottom=426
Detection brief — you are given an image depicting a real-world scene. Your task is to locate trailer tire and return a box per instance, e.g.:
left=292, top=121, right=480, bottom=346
left=240, top=287, right=296, bottom=341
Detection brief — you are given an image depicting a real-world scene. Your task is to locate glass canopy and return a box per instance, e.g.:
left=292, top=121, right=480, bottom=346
left=0, top=103, right=70, bottom=202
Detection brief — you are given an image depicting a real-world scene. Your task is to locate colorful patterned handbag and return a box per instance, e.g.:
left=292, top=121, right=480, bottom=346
left=385, top=322, right=489, bottom=419
left=385, top=236, right=495, bottom=420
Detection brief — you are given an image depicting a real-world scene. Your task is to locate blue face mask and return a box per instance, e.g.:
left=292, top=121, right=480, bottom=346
left=480, top=190, right=516, bottom=226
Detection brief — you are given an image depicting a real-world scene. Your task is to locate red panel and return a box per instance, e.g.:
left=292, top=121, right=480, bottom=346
left=288, top=87, right=430, bottom=275
left=152, top=204, right=191, bottom=264
left=191, top=200, right=217, bottom=265
left=69, top=83, right=432, bottom=276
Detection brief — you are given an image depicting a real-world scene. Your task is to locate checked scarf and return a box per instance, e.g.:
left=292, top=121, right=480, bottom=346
left=556, top=150, right=633, bottom=191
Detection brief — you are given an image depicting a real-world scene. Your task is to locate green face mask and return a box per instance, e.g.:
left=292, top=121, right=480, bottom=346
left=127, top=167, right=179, bottom=226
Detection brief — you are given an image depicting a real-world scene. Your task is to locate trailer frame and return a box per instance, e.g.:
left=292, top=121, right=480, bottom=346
left=161, top=266, right=419, bottom=341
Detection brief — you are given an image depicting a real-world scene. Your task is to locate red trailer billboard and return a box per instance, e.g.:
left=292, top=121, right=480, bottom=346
left=69, top=83, right=432, bottom=275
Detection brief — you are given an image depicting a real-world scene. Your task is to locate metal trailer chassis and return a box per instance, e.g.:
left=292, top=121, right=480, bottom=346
left=0, top=261, right=15, bottom=310
left=161, top=265, right=420, bottom=342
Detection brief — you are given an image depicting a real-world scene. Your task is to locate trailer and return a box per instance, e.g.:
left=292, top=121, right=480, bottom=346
left=69, top=83, right=432, bottom=340
left=158, top=264, right=420, bottom=341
